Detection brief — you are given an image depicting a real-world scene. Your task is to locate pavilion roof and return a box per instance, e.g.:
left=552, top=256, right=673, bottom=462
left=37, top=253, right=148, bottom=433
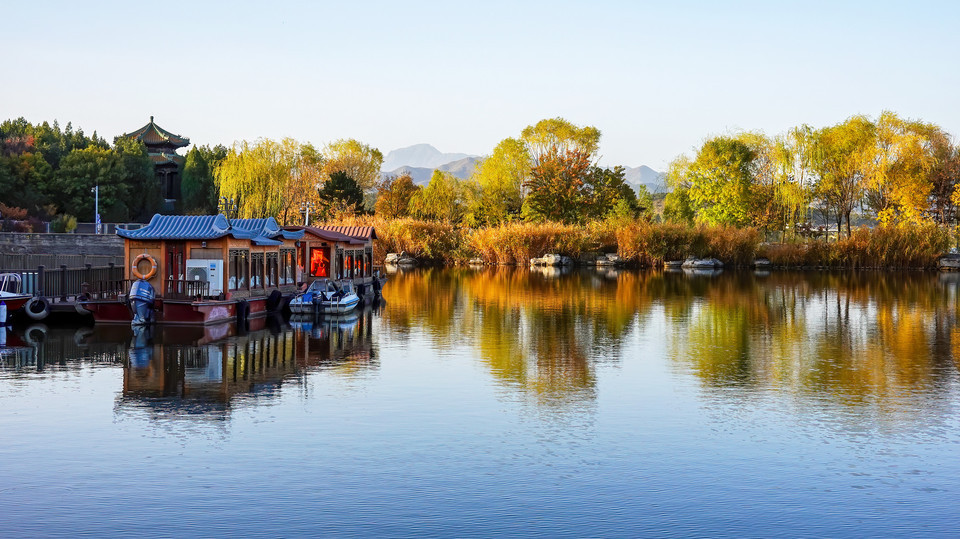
left=121, top=116, right=190, bottom=148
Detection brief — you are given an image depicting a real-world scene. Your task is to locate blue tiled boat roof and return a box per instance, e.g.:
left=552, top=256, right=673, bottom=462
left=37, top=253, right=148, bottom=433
left=232, top=218, right=305, bottom=241
left=117, top=214, right=283, bottom=245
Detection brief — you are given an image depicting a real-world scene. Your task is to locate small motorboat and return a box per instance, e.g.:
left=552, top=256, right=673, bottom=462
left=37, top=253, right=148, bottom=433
left=0, top=273, right=32, bottom=315
left=289, top=278, right=360, bottom=315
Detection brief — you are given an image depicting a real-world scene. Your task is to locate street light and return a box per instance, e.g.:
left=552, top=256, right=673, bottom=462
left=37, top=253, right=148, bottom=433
left=301, top=201, right=315, bottom=226
left=219, top=197, right=237, bottom=220
left=91, top=185, right=100, bottom=234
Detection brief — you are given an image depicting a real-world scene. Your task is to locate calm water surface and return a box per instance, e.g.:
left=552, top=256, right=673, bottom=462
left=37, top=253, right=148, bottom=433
left=2, top=268, right=960, bottom=537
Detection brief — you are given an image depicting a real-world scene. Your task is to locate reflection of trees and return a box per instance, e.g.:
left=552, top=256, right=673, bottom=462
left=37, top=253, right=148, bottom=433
left=382, top=268, right=960, bottom=410
left=666, top=271, right=960, bottom=409
left=380, top=268, right=658, bottom=403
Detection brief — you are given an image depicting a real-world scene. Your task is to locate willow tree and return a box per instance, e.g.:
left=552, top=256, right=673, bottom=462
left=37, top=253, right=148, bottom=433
left=811, top=116, right=876, bottom=238
left=409, top=170, right=469, bottom=222
left=322, top=139, right=383, bottom=192
left=215, top=138, right=322, bottom=222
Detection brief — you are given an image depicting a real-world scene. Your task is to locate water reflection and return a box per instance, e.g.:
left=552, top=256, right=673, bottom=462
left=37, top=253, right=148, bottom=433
left=382, top=268, right=960, bottom=409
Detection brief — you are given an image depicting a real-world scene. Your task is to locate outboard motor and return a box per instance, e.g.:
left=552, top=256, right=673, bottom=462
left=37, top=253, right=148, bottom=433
left=129, top=279, right=156, bottom=326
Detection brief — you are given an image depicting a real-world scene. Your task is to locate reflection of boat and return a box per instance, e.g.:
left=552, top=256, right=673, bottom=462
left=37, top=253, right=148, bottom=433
left=0, top=273, right=31, bottom=314
left=683, top=268, right=724, bottom=278
left=288, top=279, right=360, bottom=315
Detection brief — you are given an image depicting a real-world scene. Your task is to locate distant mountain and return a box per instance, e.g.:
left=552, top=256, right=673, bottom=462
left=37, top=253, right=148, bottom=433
left=382, top=144, right=475, bottom=171
left=382, top=166, right=434, bottom=186
left=438, top=157, right=480, bottom=179
left=623, top=165, right=666, bottom=193
left=382, top=156, right=481, bottom=186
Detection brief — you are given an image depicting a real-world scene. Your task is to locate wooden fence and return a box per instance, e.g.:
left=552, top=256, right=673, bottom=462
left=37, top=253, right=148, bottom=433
left=14, top=264, right=125, bottom=300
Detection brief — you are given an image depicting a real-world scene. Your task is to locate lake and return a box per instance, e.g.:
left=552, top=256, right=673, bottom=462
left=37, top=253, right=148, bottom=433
left=2, top=267, right=959, bottom=537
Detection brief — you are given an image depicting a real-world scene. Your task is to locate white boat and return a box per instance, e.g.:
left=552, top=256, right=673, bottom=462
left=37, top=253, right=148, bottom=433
left=288, top=279, right=361, bottom=315
left=0, top=273, right=32, bottom=314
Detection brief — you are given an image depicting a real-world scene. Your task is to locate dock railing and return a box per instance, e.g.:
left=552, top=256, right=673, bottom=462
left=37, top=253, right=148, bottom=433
left=15, top=263, right=125, bottom=301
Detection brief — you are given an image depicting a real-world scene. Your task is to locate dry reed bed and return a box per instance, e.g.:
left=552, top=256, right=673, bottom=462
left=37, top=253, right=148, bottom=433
left=323, top=215, right=952, bottom=269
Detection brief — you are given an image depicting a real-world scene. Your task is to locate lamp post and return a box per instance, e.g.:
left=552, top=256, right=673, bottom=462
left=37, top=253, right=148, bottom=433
left=301, top=201, right=315, bottom=226
left=91, top=185, right=100, bottom=234
left=219, top=197, right=237, bottom=221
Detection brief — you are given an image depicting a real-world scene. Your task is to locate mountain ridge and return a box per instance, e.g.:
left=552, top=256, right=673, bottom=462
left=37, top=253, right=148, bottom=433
left=381, top=143, right=665, bottom=193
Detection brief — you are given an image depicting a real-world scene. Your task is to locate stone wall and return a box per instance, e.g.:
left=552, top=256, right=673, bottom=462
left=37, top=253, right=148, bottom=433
left=0, top=233, right=124, bottom=269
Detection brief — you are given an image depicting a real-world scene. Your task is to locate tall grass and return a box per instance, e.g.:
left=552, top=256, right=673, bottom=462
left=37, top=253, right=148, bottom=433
left=468, top=222, right=593, bottom=264
left=319, top=215, right=466, bottom=264
left=761, top=224, right=951, bottom=269
left=617, top=223, right=760, bottom=266
left=324, top=214, right=951, bottom=269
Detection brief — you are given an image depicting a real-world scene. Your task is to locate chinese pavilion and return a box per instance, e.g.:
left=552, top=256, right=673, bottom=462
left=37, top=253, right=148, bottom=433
left=121, top=117, right=190, bottom=203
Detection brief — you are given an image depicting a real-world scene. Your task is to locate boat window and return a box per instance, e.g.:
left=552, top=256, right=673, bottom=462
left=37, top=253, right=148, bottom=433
left=228, top=249, right=249, bottom=290
left=310, top=247, right=329, bottom=278
left=251, top=252, right=265, bottom=289
left=280, top=249, right=295, bottom=285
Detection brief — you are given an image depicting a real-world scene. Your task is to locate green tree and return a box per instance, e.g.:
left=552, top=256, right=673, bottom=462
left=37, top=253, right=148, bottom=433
left=588, top=165, right=638, bottom=219
left=319, top=170, right=364, bottom=217
left=181, top=144, right=227, bottom=214
left=686, top=136, right=756, bottom=226
left=53, top=139, right=158, bottom=222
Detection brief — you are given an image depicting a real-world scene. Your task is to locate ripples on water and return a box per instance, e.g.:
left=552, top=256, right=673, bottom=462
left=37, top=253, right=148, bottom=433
left=1, top=268, right=959, bottom=536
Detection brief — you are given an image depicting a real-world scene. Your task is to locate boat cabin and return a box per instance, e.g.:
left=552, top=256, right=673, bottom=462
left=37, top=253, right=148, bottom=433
left=117, top=214, right=305, bottom=301
left=283, top=225, right=376, bottom=282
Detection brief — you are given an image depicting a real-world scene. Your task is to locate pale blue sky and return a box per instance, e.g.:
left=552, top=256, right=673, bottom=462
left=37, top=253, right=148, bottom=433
left=4, top=1, right=958, bottom=170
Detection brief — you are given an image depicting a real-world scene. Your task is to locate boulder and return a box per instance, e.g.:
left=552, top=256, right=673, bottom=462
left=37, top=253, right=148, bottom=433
left=939, top=254, right=960, bottom=271
left=385, top=251, right=418, bottom=267
left=594, top=253, right=620, bottom=266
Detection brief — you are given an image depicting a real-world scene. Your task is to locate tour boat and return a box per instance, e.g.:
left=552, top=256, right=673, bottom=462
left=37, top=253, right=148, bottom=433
left=79, top=214, right=304, bottom=326
left=288, top=279, right=361, bottom=315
